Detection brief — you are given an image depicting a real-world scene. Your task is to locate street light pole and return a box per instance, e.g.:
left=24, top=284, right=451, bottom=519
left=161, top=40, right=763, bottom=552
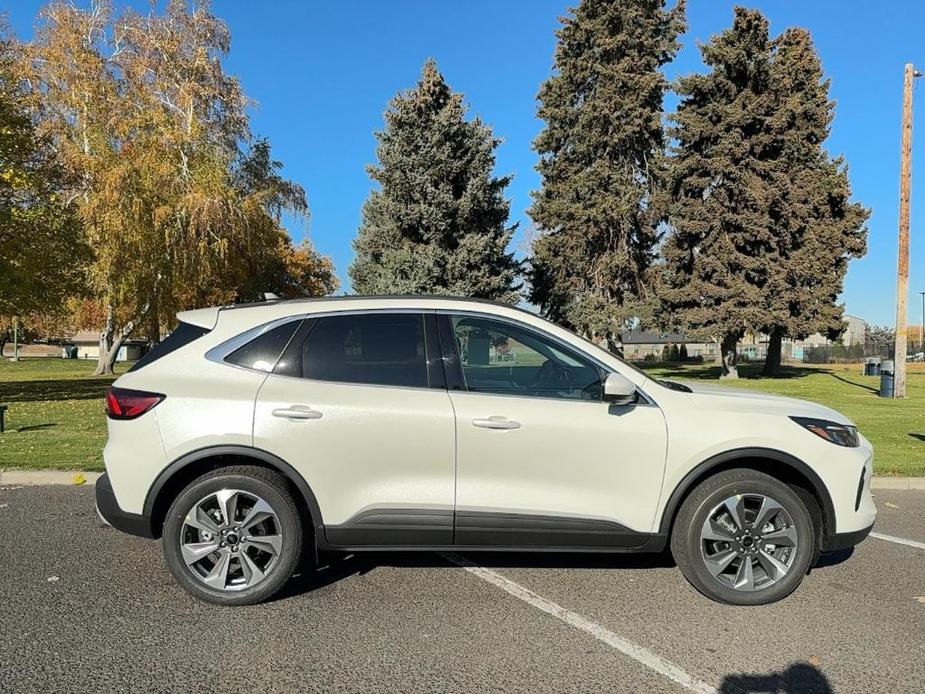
left=894, top=63, right=922, bottom=397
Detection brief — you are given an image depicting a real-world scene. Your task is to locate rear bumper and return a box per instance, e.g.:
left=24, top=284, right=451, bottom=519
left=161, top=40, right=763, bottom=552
left=95, top=473, right=155, bottom=539
left=821, top=522, right=873, bottom=552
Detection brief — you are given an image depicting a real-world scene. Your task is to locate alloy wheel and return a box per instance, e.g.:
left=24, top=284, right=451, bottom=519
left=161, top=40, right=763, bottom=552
left=179, top=489, right=283, bottom=592
left=699, top=493, right=799, bottom=592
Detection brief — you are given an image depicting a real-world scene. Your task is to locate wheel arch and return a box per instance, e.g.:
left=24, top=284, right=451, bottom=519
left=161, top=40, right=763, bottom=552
left=658, top=447, right=835, bottom=545
left=144, top=445, right=324, bottom=544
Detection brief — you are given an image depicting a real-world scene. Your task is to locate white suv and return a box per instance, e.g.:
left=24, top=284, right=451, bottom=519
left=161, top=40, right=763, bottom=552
left=96, top=296, right=876, bottom=606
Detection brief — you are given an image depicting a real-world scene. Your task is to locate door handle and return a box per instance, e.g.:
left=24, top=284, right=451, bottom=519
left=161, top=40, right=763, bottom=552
left=272, top=406, right=323, bottom=420
left=472, top=416, right=521, bottom=430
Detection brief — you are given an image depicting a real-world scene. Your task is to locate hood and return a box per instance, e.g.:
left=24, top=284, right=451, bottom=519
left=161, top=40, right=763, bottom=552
left=662, top=380, right=855, bottom=426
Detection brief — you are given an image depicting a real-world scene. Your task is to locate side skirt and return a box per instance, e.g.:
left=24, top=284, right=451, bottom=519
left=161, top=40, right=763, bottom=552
left=319, top=508, right=666, bottom=554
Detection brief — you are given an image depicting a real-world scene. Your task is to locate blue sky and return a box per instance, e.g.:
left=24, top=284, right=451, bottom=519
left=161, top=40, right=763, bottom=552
left=8, top=1, right=925, bottom=327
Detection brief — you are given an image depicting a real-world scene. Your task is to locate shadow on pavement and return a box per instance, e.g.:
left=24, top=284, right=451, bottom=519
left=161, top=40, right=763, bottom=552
left=812, top=547, right=854, bottom=570
left=276, top=549, right=676, bottom=601
left=720, top=662, right=833, bottom=693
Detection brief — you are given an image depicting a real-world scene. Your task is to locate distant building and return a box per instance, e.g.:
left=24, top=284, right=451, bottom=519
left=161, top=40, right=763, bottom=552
left=620, top=330, right=717, bottom=361
left=619, top=313, right=868, bottom=363
left=68, top=331, right=148, bottom=362
left=842, top=315, right=866, bottom=347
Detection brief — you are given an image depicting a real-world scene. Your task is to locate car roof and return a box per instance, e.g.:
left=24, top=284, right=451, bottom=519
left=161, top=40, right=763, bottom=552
left=177, top=295, right=538, bottom=331
left=219, top=294, right=526, bottom=312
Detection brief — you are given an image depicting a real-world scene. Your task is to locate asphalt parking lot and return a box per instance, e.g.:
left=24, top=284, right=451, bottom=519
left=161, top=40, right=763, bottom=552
left=1, top=485, right=923, bottom=694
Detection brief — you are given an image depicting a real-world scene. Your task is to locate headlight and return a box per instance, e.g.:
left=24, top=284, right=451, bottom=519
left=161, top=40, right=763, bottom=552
left=790, top=416, right=859, bottom=448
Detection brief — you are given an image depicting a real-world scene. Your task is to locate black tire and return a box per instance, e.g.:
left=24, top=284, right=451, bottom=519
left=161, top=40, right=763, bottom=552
left=670, top=468, right=816, bottom=606
left=162, top=466, right=304, bottom=606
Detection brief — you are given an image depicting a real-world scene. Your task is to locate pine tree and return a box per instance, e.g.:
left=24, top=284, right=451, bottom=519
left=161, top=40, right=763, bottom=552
left=350, top=60, right=520, bottom=302
left=528, top=0, right=685, bottom=347
left=759, top=28, right=868, bottom=375
left=661, top=7, right=779, bottom=379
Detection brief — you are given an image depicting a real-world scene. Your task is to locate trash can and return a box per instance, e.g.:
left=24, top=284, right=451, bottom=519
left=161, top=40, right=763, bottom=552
left=863, top=358, right=881, bottom=376
left=879, top=360, right=894, bottom=398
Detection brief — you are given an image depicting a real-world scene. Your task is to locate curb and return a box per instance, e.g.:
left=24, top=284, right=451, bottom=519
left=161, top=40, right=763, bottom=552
left=871, top=477, right=925, bottom=490
left=0, top=470, right=102, bottom=486
left=1, top=470, right=924, bottom=490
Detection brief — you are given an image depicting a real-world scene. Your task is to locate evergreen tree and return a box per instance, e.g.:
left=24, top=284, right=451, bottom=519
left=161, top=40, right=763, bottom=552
left=661, top=7, right=779, bottom=379
left=528, top=0, right=685, bottom=347
left=759, top=28, right=868, bottom=375
left=350, top=60, right=520, bottom=302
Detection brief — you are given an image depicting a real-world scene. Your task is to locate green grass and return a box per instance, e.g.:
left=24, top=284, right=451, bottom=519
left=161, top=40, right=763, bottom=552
left=0, top=359, right=129, bottom=472
left=0, top=357, right=923, bottom=475
left=639, top=361, right=925, bottom=476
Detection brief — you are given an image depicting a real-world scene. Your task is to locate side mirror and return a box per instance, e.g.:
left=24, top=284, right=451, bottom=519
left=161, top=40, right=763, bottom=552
left=603, top=372, right=636, bottom=406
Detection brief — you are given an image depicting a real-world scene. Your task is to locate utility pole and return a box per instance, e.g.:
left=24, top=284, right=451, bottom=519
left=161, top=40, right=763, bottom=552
left=894, top=63, right=922, bottom=397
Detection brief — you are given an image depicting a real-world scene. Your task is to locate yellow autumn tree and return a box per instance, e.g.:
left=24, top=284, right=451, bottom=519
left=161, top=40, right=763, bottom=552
left=26, top=0, right=335, bottom=374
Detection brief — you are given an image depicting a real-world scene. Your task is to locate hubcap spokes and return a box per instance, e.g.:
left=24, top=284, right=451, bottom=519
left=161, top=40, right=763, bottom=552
left=700, top=493, right=798, bottom=592
left=180, top=489, right=283, bottom=592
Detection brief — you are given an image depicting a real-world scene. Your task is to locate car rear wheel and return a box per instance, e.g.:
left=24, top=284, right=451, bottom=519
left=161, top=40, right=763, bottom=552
left=162, top=466, right=304, bottom=606
left=671, top=468, right=816, bottom=606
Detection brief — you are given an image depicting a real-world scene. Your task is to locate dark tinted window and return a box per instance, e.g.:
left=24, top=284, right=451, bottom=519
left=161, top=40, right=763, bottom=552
left=302, top=313, right=427, bottom=388
left=127, top=321, right=209, bottom=373
left=450, top=315, right=603, bottom=401
left=225, top=320, right=301, bottom=372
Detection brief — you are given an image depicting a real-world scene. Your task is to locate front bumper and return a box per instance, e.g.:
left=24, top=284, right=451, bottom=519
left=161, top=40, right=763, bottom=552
left=822, top=522, right=874, bottom=552
left=95, top=473, right=155, bottom=539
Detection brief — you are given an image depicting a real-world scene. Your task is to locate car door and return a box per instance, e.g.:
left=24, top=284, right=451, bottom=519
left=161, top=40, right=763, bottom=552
left=253, top=310, right=456, bottom=547
left=440, top=312, right=668, bottom=548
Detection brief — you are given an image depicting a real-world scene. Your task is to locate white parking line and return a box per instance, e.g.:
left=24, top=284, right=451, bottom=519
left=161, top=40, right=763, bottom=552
left=870, top=531, right=925, bottom=551
left=443, top=553, right=717, bottom=694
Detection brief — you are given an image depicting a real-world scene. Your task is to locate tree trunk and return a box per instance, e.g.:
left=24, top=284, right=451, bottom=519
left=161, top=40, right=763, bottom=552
left=762, top=328, right=784, bottom=376
left=94, top=304, right=116, bottom=376
left=606, top=336, right=624, bottom=359
left=720, top=333, right=739, bottom=379
left=714, top=338, right=723, bottom=364
left=94, top=302, right=144, bottom=376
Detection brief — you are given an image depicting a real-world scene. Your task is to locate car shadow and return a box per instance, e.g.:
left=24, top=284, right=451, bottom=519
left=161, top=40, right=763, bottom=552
left=720, top=662, right=833, bottom=693
left=909, top=432, right=925, bottom=442
left=275, top=546, right=855, bottom=602
left=275, top=549, right=677, bottom=602
left=811, top=547, right=854, bottom=570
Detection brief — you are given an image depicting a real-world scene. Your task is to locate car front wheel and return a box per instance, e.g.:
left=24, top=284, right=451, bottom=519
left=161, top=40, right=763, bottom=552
left=162, top=466, right=304, bottom=606
left=671, top=468, right=816, bottom=606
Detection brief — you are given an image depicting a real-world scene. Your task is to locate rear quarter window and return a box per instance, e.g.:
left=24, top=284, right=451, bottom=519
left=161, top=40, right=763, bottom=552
left=127, top=322, right=210, bottom=373
left=224, top=320, right=303, bottom=372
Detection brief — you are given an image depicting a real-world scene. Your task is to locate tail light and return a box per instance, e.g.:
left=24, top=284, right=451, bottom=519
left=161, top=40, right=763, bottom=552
left=105, top=387, right=165, bottom=420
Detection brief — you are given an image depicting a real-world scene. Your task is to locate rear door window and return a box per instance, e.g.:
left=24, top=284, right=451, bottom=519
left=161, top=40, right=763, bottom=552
left=301, top=313, right=429, bottom=388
